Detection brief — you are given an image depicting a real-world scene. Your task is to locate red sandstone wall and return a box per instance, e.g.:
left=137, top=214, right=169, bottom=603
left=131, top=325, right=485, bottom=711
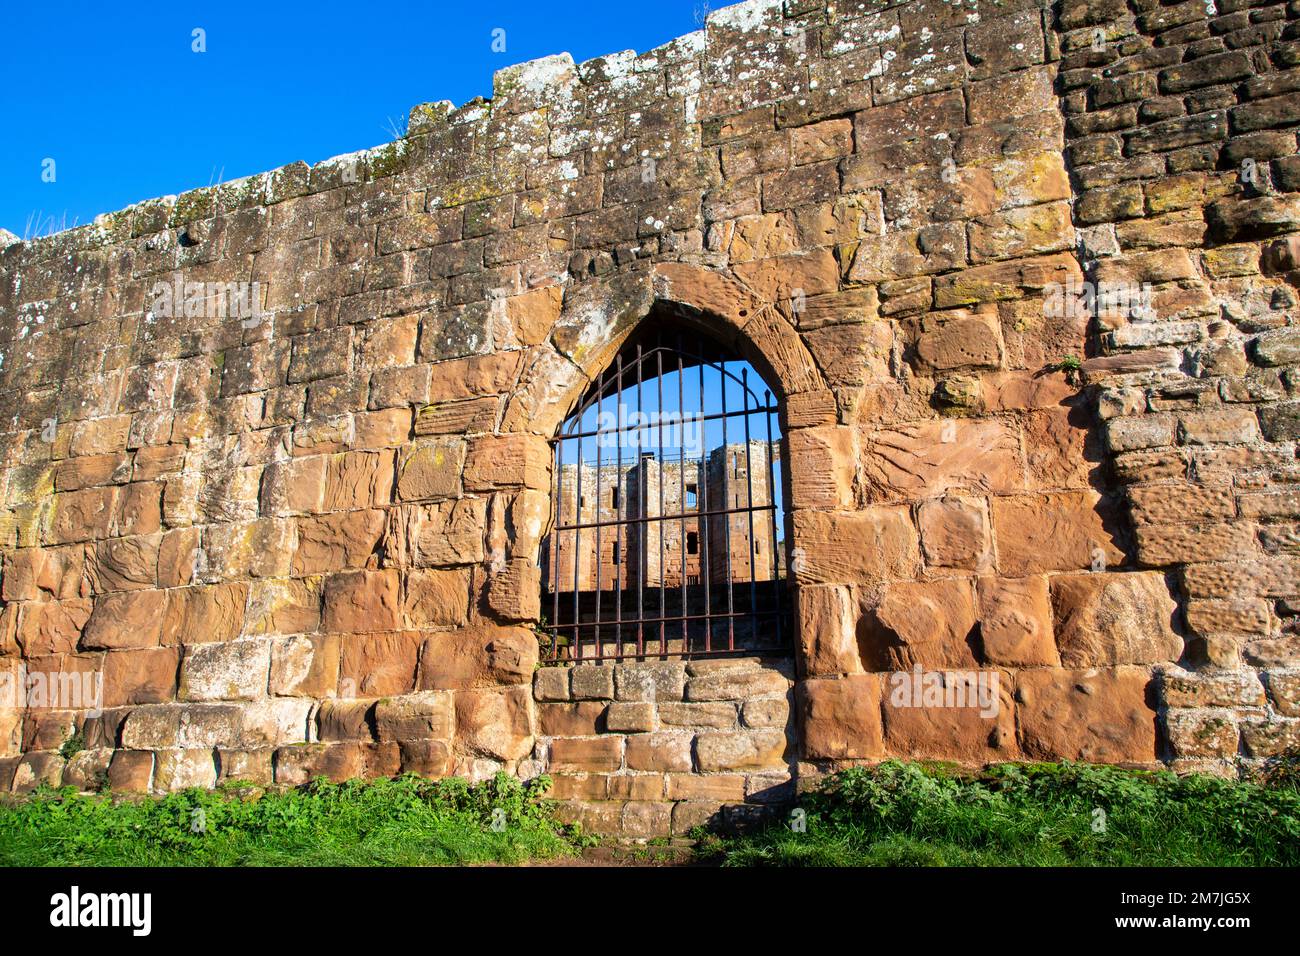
left=0, top=0, right=1295, bottom=827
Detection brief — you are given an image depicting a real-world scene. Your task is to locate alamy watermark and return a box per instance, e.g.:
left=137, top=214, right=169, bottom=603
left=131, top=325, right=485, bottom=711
left=1043, top=278, right=1155, bottom=322
left=588, top=406, right=705, bottom=456
left=149, top=272, right=264, bottom=328
left=888, top=664, right=1000, bottom=718
left=0, top=664, right=103, bottom=717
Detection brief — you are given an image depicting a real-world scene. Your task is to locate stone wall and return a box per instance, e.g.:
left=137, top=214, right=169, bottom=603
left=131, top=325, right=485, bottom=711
left=1059, top=0, right=1300, bottom=772
left=0, top=0, right=1297, bottom=832
left=535, top=657, right=794, bottom=836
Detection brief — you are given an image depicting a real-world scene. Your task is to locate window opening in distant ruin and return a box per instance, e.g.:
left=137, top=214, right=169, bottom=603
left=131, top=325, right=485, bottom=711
left=540, top=320, right=790, bottom=661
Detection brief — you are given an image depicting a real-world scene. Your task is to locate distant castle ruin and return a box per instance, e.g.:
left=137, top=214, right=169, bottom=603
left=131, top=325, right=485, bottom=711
left=543, top=440, right=781, bottom=595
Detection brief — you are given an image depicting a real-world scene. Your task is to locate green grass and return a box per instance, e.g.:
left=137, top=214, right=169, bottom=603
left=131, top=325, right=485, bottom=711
left=8, top=760, right=1298, bottom=868
left=0, top=773, right=584, bottom=867
left=697, top=760, right=1300, bottom=867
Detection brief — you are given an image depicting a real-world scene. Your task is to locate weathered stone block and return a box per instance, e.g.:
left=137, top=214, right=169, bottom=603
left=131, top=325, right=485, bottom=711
left=1050, top=572, right=1183, bottom=667
left=322, top=570, right=402, bottom=633
left=790, top=508, right=922, bottom=585
left=799, top=675, right=883, bottom=760
left=605, top=701, right=656, bottom=733
left=918, top=496, right=991, bottom=571
left=417, top=626, right=537, bottom=690
left=549, top=736, right=623, bottom=773
left=374, top=692, right=454, bottom=742
left=976, top=576, right=1059, bottom=667
left=860, top=578, right=980, bottom=671
left=1016, top=666, right=1159, bottom=764
left=454, top=686, right=532, bottom=761
left=624, top=733, right=692, bottom=772
left=179, top=639, right=271, bottom=701
left=796, top=584, right=863, bottom=677
left=694, top=729, right=787, bottom=772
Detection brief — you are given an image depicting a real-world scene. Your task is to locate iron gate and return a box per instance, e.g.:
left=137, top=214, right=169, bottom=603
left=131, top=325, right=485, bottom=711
left=540, top=323, right=790, bottom=661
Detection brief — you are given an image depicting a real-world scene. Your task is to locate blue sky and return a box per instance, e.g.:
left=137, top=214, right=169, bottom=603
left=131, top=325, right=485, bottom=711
left=0, top=0, right=708, bottom=236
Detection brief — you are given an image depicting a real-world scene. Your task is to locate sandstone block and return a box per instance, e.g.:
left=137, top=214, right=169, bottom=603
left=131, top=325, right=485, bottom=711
left=549, top=735, right=623, bottom=773
left=1016, top=666, right=1159, bottom=764
left=992, top=491, right=1126, bottom=576
left=161, top=583, right=249, bottom=646
left=403, top=567, right=471, bottom=628
left=537, top=701, right=606, bottom=736
left=624, top=733, right=692, bottom=772
left=339, top=631, right=421, bottom=697
left=861, top=578, right=980, bottom=671
left=570, top=665, right=616, bottom=700
left=454, top=686, right=533, bottom=761
left=613, top=661, right=687, bottom=702
left=694, top=729, right=787, bottom=772
left=790, top=508, right=921, bottom=585
left=882, top=670, right=1018, bottom=764
left=799, top=675, right=883, bottom=760
left=976, top=575, right=1059, bottom=667
left=533, top=666, right=570, bottom=702
left=1049, top=572, right=1183, bottom=667
left=796, top=584, right=863, bottom=676
left=107, top=750, right=154, bottom=792
left=179, top=639, right=271, bottom=701
left=417, top=626, right=537, bottom=690
left=102, top=648, right=181, bottom=706
left=374, top=691, right=454, bottom=742
left=605, top=701, right=656, bottom=733
left=293, top=510, right=385, bottom=575
left=322, top=569, right=401, bottom=633
left=685, top=667, right=791, bottom=701
left=395, top=438, right=466, bottom=501
left=918, top=496, right=991, bottom=570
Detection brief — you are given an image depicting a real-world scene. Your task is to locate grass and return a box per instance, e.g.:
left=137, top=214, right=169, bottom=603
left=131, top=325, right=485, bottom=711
left=697, top=760, right=1300, bottom=867
left=0, top=773, right=584, bottom=867
left=6, top=759, right=1298, bottom=868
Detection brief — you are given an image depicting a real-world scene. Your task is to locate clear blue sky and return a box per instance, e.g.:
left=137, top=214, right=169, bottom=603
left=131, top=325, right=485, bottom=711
left=0, top=0, right=708, bottom=237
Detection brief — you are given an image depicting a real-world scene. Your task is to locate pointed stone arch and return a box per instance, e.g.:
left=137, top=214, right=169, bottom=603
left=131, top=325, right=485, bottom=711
left=501, top=262, right=833, bottom=444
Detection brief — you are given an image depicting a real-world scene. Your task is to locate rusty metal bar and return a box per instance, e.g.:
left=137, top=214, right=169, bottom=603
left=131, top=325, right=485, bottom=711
left=558, top=404, right=778, bottom=442
left=614, top=352, right=625, bottom=660
left=593, top=361, right=606, bottom=656
left=635, top=341, right=645, bottom=659
left=677, top=333, right=688, bottom=649
left=553, top=501, right=776, bottom=533
left=699, top=333, right=712, bottom=654
left=572, top=431, right=584, bottom=660
left=720, top=357, right=735, bottom=651
left=550, top=435, right=562, bottom=660
left=742, top=369, right=758, bottom=641
left=765, top=388, right=783, bottom=650
left=657, top=340, right=666, bottom=654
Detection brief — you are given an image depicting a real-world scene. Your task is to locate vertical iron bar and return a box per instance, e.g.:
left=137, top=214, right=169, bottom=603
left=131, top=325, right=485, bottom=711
left=742, top=369, right=758, bottom=646
left=550, top=435, right=562, bottom=659
left=720, top=356, right=734, bottom=651
left=699, top=335, right=712, bottom=655
left=656, top=340, right=666, bottom=656
left=765, top=388, right=783, bottom=652
left=572, top=430, right=584, bottom=661
left=677, top=334, right=688, bottom=650
left=593, top=363, right=606, bottom=657
left=635, top=342, right=645, bottom=659
left=614, top=353, right=625, bottom=660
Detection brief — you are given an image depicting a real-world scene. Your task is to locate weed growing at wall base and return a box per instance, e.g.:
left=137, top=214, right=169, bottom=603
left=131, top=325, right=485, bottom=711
left=697, top=761, right=1300, bottom=867
left=0, top=773, right=583, bottom=867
